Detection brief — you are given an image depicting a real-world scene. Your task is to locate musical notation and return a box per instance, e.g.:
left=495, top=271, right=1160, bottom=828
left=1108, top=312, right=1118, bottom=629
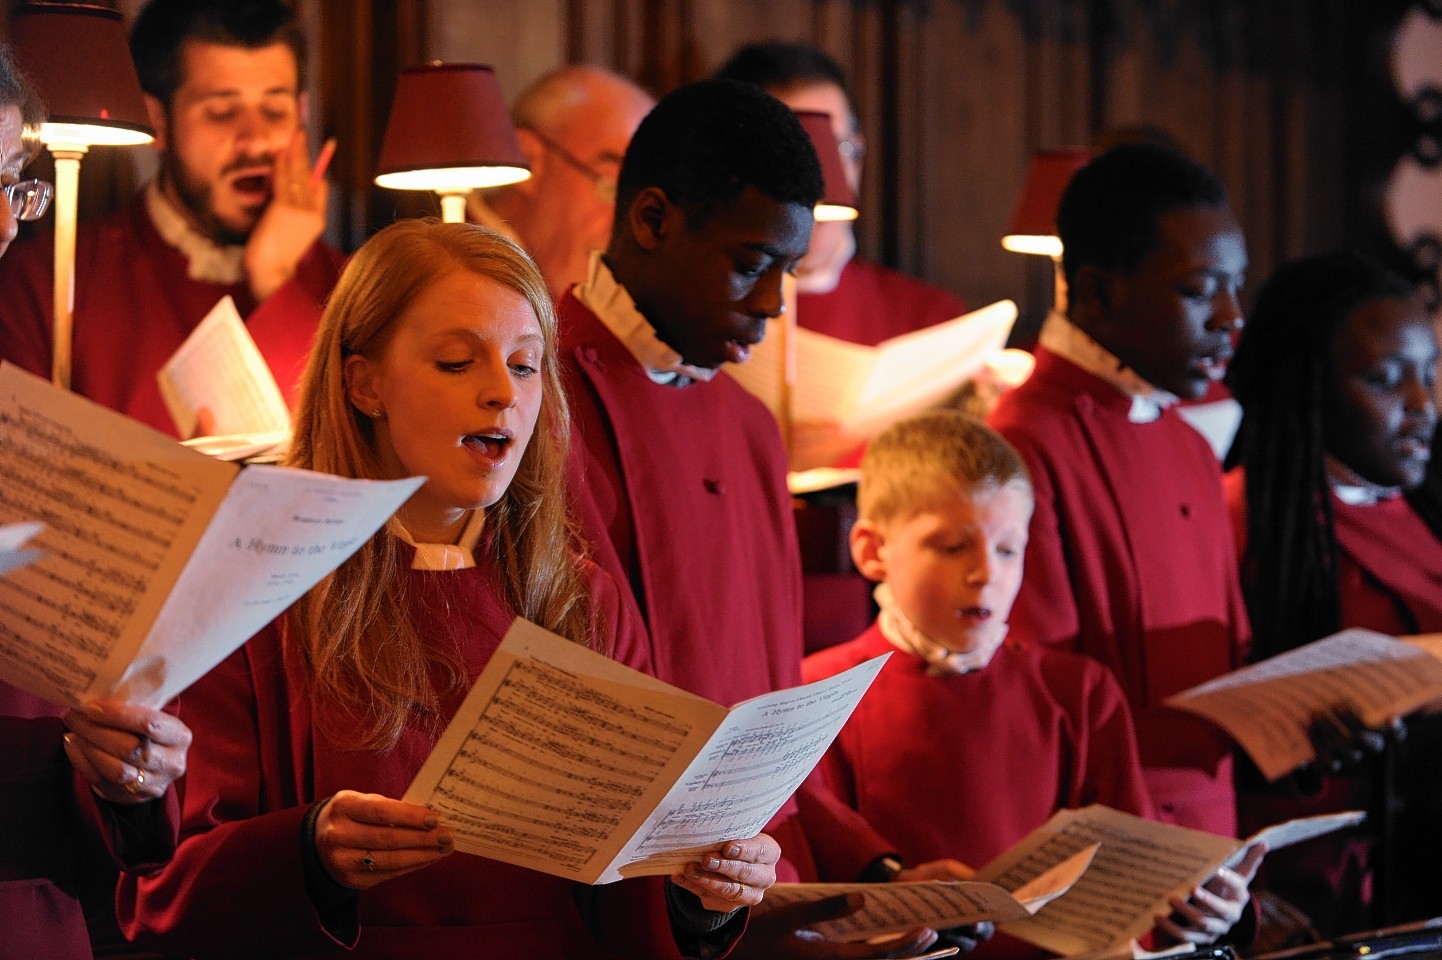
left=404, top=618, right=887, bottom=885
left=0, top=364, right=422, bottom=708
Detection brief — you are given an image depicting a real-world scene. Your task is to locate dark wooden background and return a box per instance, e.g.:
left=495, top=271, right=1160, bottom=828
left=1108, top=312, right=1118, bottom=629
left=8, top=0, right=1439, bottom=332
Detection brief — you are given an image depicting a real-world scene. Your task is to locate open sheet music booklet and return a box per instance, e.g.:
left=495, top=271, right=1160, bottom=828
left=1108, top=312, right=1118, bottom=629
left=0, top=363, right=423, bottom=708
left=728, top=300, right=1017, bottom=440
left=757, top=806, right=1360, bottom=952
left=403, top=618, right=888, bottom=884
left=158, top=296, right=291, bottom=459
left=1167, top=627, right=1442, bottom=780
left=758, top=845, right=1098, bottom=942
left=965, top=805, right=1364, bottom=956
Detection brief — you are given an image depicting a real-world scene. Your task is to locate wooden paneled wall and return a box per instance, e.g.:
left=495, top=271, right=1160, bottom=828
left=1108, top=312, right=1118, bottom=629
left=5, top=0, right=1426, bottom=329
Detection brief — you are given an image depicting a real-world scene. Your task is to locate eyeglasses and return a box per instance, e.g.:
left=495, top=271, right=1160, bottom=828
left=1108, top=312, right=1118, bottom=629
left=522, top=128, right=618, bottom=204
left=837, top=135, right=866, bottom=163
left=3, top=179, right=52, bottom=221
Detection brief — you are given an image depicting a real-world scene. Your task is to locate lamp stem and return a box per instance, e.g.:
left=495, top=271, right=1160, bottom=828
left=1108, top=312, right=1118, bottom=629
left=1051, top=254, right=1068, bottom=316
left=438, top=191, right=469, bottom=224
left=49, top=145, right=87, bottom=389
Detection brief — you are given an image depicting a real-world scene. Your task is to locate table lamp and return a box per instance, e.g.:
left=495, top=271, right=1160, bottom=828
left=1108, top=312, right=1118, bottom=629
left=795, top=110, right=859, bottom=223
left=10, top=2, right=156, bottom=389
left=374, top=63, right=529, bottom=223
left=1001, top=147, right=1092, bottom=312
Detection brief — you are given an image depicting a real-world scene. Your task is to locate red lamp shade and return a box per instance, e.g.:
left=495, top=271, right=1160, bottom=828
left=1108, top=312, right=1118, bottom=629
left=1001, top=147, right=1094, bottom=257
left=794, top=110, right=858, bottom=222
left=8, top=2, right=154, bottom=146
left=374, top=63, right=529, bottom=192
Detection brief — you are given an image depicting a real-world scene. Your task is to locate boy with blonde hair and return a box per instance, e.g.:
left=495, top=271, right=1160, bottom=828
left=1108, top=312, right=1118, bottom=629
left=805, top=411, right=1259, bottom=951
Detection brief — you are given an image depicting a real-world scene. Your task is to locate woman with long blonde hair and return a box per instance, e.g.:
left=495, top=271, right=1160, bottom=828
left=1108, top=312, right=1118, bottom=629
left=118, top=220, right=778, bottom=959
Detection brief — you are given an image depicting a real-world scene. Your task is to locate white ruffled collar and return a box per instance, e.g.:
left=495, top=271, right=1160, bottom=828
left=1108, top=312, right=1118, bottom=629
left=573, top=252, right=716, bottom=386
left=1039, top=311, right=1179, bottom=423
left=874, top=582, right=1008, bottom=676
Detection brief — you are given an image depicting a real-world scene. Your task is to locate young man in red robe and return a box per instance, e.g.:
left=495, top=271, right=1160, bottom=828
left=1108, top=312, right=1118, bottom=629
left=988, top=144, right=1251, bottom=838
left=0, top=0, right=342, bottom=435
left=560, top=78, right=958, bottom=959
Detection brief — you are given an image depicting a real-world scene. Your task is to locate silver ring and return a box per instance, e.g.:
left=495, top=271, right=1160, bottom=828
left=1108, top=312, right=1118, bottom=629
left=361, top=851, right=376, bottom=872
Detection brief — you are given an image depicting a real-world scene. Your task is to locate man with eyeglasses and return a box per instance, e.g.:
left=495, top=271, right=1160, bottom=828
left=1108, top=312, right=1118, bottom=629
left=468, top=64, right=654, bottom=300
left=0, top=0, right=341, bottom=436
left=715, top=42, right=966, bottom=347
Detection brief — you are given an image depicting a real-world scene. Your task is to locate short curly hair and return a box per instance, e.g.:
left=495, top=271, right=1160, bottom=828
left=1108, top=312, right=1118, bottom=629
left=613, top=78, right=823, bottom=234
left=130, top=0, right=306, bottom=107
left=1057, top=143, right=1228, bottom=289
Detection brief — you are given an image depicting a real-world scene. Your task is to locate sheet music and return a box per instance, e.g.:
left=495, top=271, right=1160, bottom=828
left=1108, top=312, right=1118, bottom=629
left=114, top=465, right=424, bottom=706
left=158, top=296, right=291, bottom=439
left=0, top=363, right=420, bottom=709
left=975, top=806, right=1240, bottom=956
left=614, top=651, right=887, bottom=877
left=1166, top=628, right=1442, bottom=779
left=728, top=301, right=1017, bottom=440
left=0, top=364, right=235, bottom=705
left=759, top=846, right=1097, bottom=942
left=0, top=521, right=43, bottom=576
left=847, top=300, right=1018, bottom=434
left=404, top=619, right=887, bottom=884
left=1226, top=811, right=1366, bottom=869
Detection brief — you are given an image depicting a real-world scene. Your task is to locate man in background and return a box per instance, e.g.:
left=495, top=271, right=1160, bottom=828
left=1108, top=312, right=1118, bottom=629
left=714, top=41, right=965, bottom=346
left=0, top=0, right=341, bottom=434
left=469, top=64, right=653, bottom=299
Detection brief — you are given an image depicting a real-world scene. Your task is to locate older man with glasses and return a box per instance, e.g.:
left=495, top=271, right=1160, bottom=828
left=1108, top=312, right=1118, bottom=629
left=715, top=41, right=966, bottom=348
left=468, top=64, right=654, bottom=299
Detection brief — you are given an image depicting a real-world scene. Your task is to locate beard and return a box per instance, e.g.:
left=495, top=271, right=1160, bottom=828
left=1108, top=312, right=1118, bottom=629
left=162, top=137, right=270, bottom=246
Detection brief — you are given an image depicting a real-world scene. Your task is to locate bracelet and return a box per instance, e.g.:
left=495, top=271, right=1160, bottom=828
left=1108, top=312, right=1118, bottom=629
left=857, top=854, right=905, bottom=883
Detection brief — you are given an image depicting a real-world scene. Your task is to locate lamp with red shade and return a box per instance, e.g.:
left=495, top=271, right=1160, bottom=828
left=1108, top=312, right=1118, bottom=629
left=10, top=2, right=156, bottom=390
left=795, top=110, right=858, bottom=223
left=374, top=64, right=530, bottom=223
left=1001, top=147, right=1093, bottom=311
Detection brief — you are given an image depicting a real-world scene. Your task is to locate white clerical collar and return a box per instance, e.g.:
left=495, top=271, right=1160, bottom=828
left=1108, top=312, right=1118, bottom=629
left=1039, top=311, right=1179, bottom=424
left=573, top=251, right=716, bottom=386
left=1325, top=455, right=1402, bottom=506
left=144, top=179, right=246, bottom=286
left=465, top=192, right=523, bottom=246
left=874, top=582, right=1007, bottom=676
left=393, top=510, right=488, bottom=570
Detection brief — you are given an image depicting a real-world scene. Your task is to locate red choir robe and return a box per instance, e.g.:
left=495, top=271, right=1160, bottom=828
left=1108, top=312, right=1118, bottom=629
left=989, top=347, right=1249, bottom=837
left=559, top=292, right=895, bottom=884
left=1225, top=475, right=1442, bottom=931
left=0, top=682, right=178, bottom=960
left=804, top=626, right=1152, bottom=867
left=0, top=194, right=343, bottom=435
left=804, top=627, right=1152, bottom=960
left=796, top=258, right=966, bottom=347
left=117, top=548, right=694, bottom=960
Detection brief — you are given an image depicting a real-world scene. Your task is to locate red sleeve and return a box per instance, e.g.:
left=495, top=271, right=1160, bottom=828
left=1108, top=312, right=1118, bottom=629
left=792, top=772, right=896, bottom=882
left=245, top=244, right=343, bottom=407
left=74, top=753, right=180, bottom=877
left=1071, top=659, right=1155, bottom=820
left=117, top=632, right=349, bottom=958
left=0, top=235, right=60, bottom=378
